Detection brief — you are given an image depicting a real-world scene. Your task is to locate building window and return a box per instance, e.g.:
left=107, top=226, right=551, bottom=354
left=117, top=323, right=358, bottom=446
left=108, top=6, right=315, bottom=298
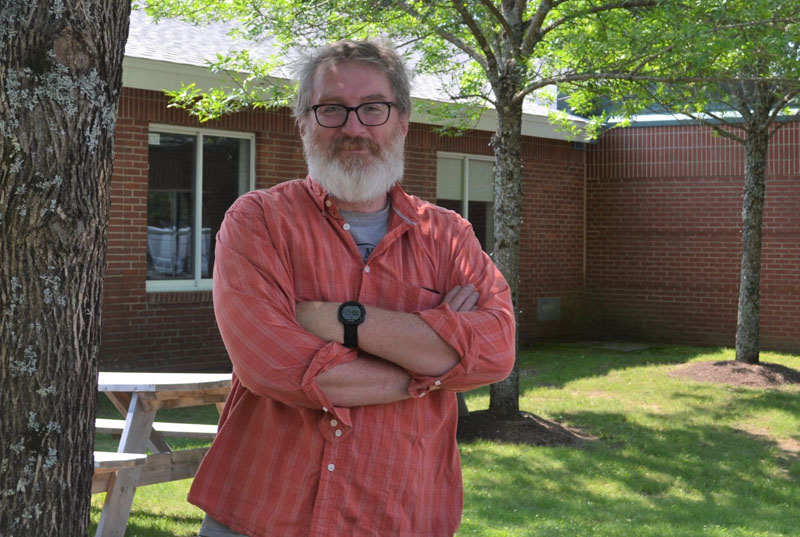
left=146, top=126, right=254, bottom=291
left=436, top=153, right=495, bottom=253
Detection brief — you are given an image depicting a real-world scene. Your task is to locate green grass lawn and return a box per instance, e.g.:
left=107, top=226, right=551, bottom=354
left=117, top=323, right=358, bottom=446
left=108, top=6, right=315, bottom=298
left=91, top=343, right=800, bottom=536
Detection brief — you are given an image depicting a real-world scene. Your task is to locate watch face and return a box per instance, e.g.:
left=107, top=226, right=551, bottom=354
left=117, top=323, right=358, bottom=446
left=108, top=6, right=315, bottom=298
left=341, top=305, right=363, bottom=323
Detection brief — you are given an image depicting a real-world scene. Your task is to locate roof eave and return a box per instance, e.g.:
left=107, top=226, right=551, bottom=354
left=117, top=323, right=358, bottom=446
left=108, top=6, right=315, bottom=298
left=123, top=55, right=587, bottom=141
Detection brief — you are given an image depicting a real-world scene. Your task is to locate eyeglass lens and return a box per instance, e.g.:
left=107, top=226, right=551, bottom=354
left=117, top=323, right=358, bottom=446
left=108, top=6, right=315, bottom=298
left=314, top=102, right=391, bottom=127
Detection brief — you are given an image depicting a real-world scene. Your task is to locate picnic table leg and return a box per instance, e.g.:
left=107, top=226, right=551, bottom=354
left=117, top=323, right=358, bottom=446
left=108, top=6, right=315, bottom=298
left=96, top=393, right=155, bottom=537
left=105, top=391, right=172, bottom=453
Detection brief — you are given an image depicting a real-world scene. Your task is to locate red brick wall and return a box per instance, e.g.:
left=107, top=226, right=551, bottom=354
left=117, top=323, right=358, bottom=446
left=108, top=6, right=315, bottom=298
left=103, top=89, right=307, bottom=371
left=102, top=88, right=587, bottom=370
left=520, top=138, right=586, bottom=341
left=586, top=123, right=800, bottom=352
left=404, top=128, right=586, bottom=343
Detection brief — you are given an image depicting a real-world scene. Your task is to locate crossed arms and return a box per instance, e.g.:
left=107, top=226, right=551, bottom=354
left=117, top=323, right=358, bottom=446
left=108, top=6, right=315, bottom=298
left=296, top=284, right=479, bottom=407
left=212, top=189, right=516, bottom=414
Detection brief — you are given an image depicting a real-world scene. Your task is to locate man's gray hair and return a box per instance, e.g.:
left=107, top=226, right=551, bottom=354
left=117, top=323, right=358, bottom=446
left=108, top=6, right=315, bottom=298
left=294, top=39, right=411, bottom=119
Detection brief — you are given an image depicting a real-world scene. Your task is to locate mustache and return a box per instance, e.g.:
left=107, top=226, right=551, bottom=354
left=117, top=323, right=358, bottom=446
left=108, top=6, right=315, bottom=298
left=329, top=136, right=380, bottom=155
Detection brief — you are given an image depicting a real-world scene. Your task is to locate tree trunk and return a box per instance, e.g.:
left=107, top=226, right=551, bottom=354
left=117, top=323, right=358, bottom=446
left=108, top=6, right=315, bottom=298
left=0, top=3, right=130, bottom=535
left=488, top=93, right=523, bottom=419
left=734, top=123, right=769, bottom=364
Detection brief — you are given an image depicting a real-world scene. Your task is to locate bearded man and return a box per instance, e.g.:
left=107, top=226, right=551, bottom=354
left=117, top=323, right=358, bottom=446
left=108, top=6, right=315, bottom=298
left=189, top=39, right=516, bottom=537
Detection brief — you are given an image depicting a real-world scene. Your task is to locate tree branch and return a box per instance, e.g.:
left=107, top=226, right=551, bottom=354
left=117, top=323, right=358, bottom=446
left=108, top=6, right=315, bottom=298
left=521, top=0, right=552, bottom=56
left=639, top=83, right=747, bottom=143
left=698, top=112, right=746, bottom=143
left=541, top=0, right=662, bottom=38
left=391, top=0, right=490, bottom=72
left=450, top=0, right=499, bottom=74
left=479, top=0, right=518, bottom=49
left=767, top=88, right=800, bottom=129
left=515, top=70, right=800, bottom=104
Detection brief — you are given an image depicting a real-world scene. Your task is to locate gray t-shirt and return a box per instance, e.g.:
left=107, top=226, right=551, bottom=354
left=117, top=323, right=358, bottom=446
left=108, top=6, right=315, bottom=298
left=340, top=201, right=391, bottom=262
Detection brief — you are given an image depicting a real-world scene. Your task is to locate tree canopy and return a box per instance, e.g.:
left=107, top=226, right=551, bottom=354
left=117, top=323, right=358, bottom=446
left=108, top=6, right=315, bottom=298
left=566, top=0, right=800, bottom=363
left=139, top=0, right=686, bottom=418
left=136, top=0, right=800, bottom=407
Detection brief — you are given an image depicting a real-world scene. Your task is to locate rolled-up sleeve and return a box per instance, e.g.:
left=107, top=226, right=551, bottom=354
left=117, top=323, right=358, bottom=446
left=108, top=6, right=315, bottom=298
left=408, top=223, right=516, bottom=395
left=213, top=193, right=355, bottom=415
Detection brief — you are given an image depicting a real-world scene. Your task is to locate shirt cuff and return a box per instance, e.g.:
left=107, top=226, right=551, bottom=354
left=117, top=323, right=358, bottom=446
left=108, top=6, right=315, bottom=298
left=300, top=341, right=356, bottom=427
left=406, top=304, right=478, bottom=397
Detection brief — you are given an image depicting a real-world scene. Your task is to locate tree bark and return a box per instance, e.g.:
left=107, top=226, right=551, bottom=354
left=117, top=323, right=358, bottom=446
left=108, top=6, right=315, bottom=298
left=0, top=2, right=130, bottom=535
left=735, top=122, right=769, bottom=364
left=487, top=83, right=523, bottom=419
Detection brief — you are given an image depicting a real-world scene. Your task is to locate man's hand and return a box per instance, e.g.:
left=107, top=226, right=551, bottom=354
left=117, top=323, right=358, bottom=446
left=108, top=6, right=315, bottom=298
left=441, top=284, right=479, bottom=313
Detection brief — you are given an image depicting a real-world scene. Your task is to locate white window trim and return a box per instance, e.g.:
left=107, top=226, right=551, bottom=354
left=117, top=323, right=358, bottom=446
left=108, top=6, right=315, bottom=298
left=146, top=124, right=256, bottom=293
left=436, top=152, right=494, bottom=220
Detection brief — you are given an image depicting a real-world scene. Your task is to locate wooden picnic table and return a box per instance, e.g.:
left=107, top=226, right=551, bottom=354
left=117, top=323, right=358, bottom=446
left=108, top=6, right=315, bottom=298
left=93, top=371, right=232, bottom=537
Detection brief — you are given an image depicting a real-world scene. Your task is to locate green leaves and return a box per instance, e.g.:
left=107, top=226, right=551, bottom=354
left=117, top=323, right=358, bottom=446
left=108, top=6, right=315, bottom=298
left=569, top=0, right=800, bottom=133
left=136, top=0, right=800, bottom=138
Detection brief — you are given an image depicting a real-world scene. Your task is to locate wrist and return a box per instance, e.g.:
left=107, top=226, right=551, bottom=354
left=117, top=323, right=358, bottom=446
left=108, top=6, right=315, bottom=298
left=338, top=301, right=366, bottom=348
left=296, top=301, right=341, bottom=342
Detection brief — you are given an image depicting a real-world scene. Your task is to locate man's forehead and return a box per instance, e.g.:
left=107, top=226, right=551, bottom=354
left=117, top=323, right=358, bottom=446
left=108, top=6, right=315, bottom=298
left=312, top=61, right=393, bottom=101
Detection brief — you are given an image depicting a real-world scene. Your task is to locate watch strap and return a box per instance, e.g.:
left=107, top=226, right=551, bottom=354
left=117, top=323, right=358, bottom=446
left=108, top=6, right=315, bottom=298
left=343, top=323, right=358, bottom=348
left=338, top=301, right=366, bottom=349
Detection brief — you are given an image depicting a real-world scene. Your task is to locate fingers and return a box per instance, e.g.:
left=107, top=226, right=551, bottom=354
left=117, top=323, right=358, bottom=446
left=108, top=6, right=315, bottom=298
left=441, top=284, right=479, bottom=313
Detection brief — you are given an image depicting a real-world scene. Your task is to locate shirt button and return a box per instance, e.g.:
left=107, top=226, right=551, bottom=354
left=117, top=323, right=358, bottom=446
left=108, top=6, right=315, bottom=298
left=434, top=380, right=441, bottom=386
left=343, top=223, right=351, bottom=231
left=419, top=391, right=427, bottom=398
left=364, top=266, right=371, bottom=273
left=325, top=200, right=332, bottom=207
left=327, top=463, right=335, bottom=471
left=335, top=429, right=342, bottom=437
left=330, top=419, right=338, bottom=427
left=322, top=407, right=328, bottom=413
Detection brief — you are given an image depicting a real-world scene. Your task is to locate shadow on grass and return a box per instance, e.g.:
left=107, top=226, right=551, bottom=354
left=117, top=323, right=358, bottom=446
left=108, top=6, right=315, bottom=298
left=517, top=343, right=743, bottom=391
left=727, top=387, right=800, bottom=418
left=459, top=411, right=799, bottom=537
left=670, top=383, right=800, bottom=429
left=90, top=508, right=203, bottom=537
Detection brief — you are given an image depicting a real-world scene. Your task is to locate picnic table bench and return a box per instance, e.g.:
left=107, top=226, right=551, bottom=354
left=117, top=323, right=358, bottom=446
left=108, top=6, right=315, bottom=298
left=93, top=372, right=231, bottom=537
left=95, top=418, right=218, bottom=440
left=92, top=452, right=148, bottom=495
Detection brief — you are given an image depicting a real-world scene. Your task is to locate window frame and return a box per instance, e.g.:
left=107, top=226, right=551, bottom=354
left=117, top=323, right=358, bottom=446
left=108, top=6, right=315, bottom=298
left=436, top=151, right=496, bottom=251
left=146, top=124, right=256, bottom=293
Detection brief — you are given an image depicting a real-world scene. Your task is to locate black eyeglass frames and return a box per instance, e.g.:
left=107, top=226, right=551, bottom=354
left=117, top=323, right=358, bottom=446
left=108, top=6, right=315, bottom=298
left=311, top=102, right=396, bottom=128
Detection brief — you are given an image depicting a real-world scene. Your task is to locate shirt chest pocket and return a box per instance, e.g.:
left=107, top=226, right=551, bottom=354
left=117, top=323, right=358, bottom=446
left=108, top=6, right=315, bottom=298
left=372, top=280, right=443, bottom=313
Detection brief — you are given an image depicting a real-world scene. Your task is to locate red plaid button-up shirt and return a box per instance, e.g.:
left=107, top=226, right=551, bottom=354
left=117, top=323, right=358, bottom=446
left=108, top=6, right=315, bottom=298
left=188, top=177, right=516, bottom=537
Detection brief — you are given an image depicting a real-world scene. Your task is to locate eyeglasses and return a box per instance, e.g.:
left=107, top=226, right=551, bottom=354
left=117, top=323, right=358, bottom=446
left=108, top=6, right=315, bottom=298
left=311, top=101, right=395, bottom=128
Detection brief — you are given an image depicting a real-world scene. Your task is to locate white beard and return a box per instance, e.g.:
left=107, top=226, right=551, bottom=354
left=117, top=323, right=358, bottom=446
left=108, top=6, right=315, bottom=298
left=302, top=128, right=406, bottom=204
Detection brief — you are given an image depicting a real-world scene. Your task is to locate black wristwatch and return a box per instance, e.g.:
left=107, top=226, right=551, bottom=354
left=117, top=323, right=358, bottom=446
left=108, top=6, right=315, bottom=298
left=338, top=301, right=366, bottom=348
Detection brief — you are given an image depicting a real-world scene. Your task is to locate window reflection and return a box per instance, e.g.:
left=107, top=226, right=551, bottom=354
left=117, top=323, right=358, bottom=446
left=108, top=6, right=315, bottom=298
left=436, top=155, right=495, bottom=253
left=147, top=131, right=251, bottom=283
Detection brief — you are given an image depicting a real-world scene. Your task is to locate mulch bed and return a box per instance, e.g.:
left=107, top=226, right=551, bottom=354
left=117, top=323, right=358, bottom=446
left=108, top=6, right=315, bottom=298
left=669, top=360, right=800, bottom=388
left=457, top=410, right=591, bottom=446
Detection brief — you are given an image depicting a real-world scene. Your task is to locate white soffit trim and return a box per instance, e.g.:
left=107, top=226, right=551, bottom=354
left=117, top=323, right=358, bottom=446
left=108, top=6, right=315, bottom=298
left=123, top=56, right=586, bottom=141
left=123, top=57, right=232, bottom=95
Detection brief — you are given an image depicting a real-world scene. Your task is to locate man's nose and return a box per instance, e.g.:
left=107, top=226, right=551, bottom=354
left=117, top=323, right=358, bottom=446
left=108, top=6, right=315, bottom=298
left=340, top=109, right=369, bottom=136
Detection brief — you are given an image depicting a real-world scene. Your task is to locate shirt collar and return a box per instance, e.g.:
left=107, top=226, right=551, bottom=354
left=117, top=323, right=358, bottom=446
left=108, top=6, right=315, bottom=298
left=304, top=175, right=418, bottom=225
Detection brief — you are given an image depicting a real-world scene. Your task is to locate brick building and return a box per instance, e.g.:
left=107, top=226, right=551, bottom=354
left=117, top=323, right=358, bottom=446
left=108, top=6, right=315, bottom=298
left=586, top=122, right=800, bottom=352
left=100, top=13, right=800, bottom=371
left=101, top=13, right=586, bottom=370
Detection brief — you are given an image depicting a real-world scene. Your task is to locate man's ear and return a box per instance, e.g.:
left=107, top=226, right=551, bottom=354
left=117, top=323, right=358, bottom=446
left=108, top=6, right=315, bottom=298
left=399, top=113, right=409, bottom=136
left=297, top=115, right=308, bottom=137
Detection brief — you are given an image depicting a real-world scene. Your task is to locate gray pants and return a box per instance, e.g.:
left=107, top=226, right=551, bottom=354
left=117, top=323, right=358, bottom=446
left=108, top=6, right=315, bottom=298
left=199, top=515, right=248, bottom=537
